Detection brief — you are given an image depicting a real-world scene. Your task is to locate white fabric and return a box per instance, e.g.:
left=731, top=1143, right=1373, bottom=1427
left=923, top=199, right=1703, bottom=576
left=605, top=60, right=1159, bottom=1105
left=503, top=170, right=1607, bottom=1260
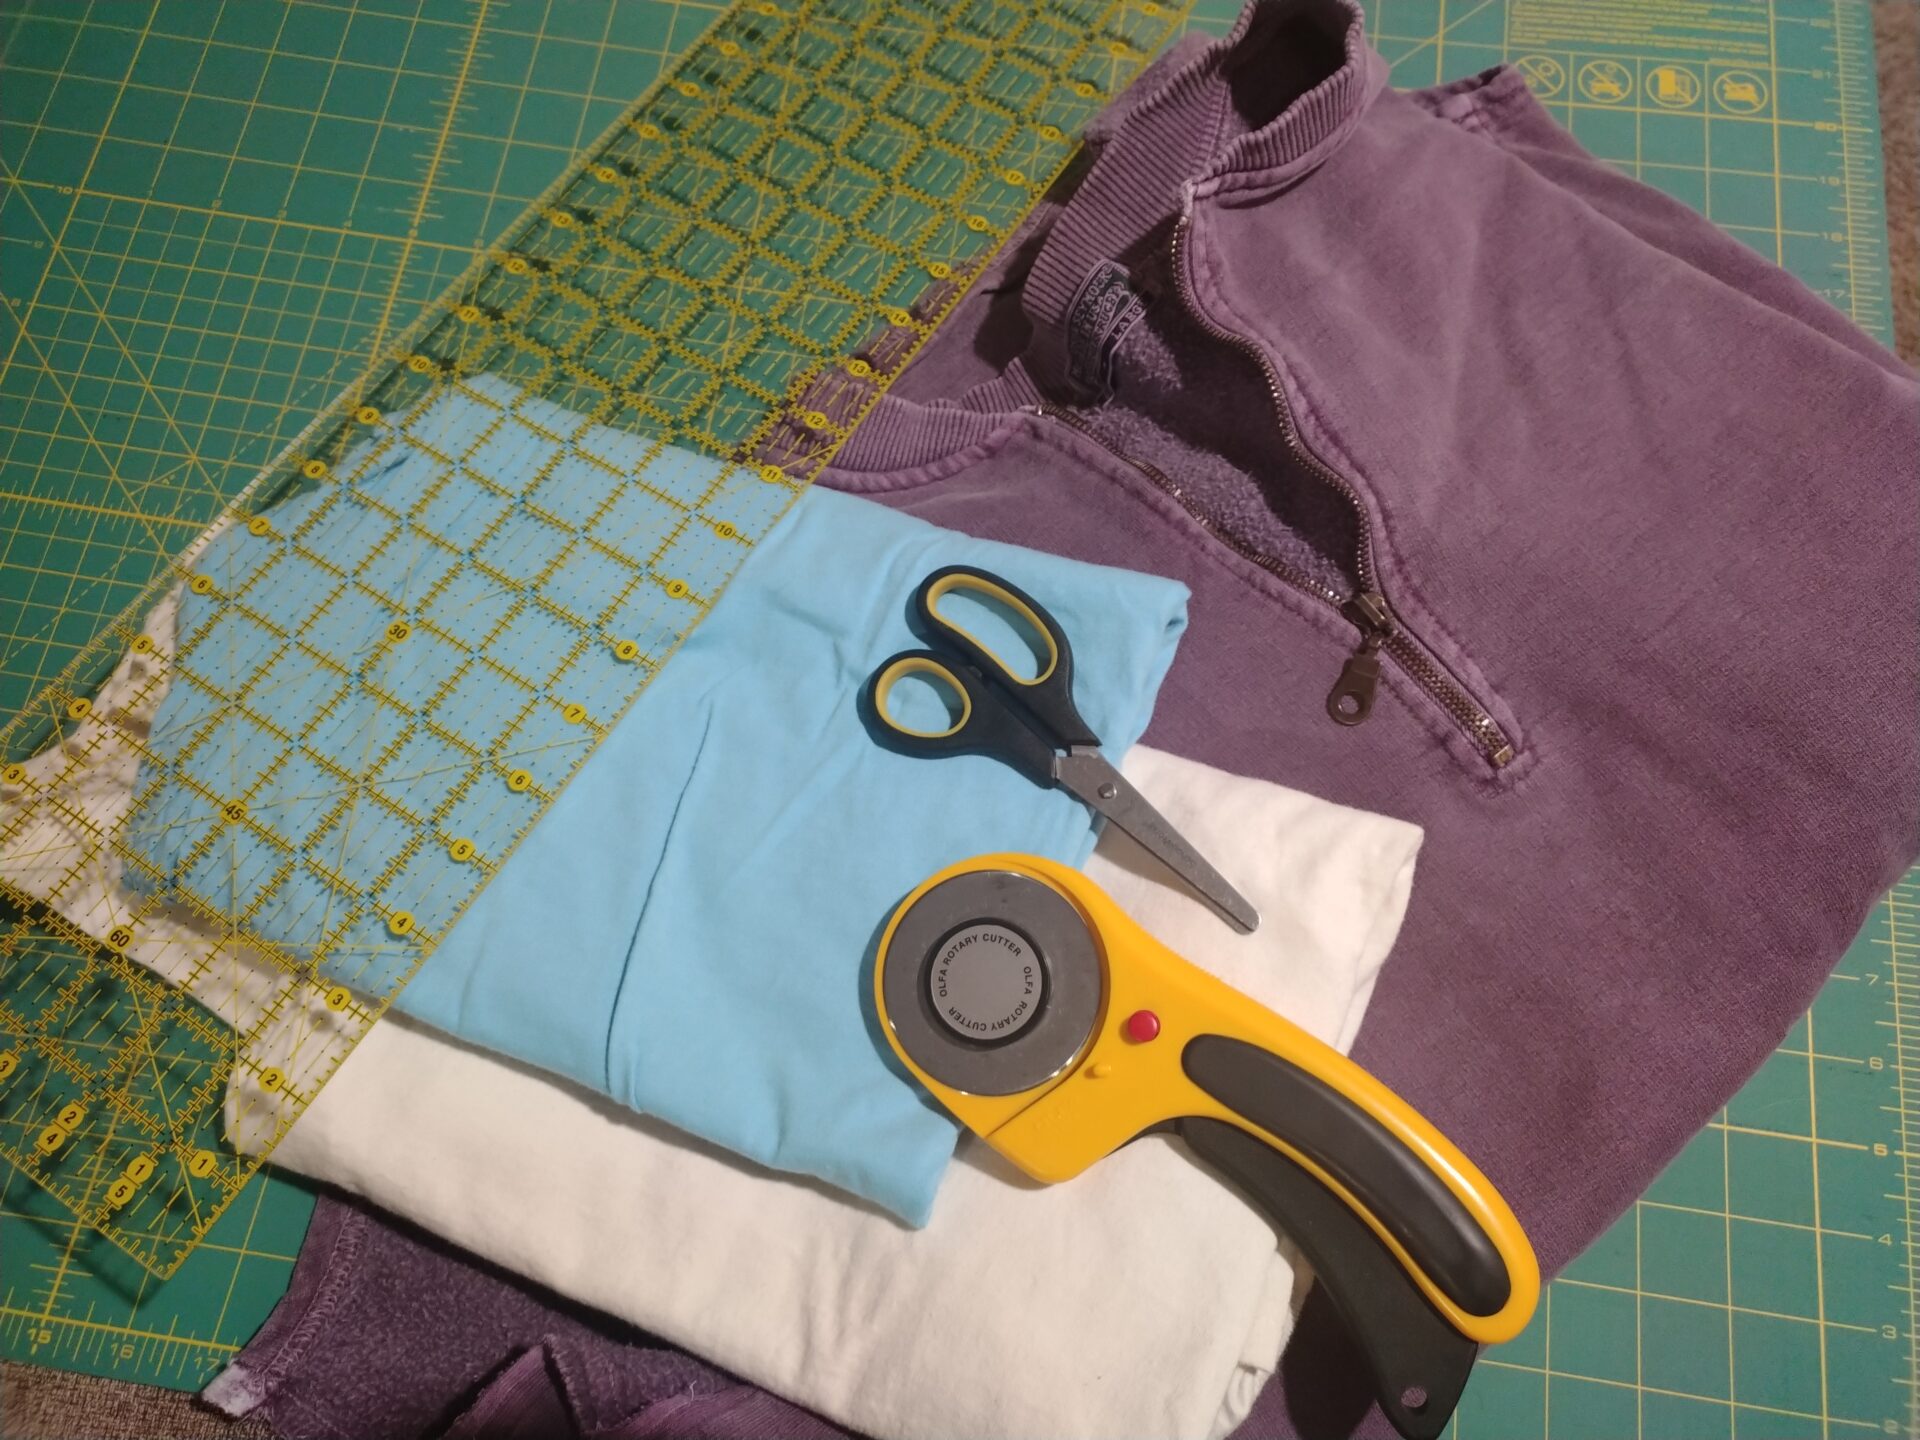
left=239, top=745, right=1422, bottom=1440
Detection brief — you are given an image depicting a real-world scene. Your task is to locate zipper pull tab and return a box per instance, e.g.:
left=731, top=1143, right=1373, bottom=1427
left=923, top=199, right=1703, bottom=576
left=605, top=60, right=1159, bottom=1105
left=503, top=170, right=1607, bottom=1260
left=1327, top=592, right=1391, bottom=727
left=1327, top=641, right=1382, bottom=726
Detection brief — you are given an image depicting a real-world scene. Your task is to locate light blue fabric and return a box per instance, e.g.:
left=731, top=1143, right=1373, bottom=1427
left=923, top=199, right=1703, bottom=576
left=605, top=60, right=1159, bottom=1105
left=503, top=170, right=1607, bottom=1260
left=122, top=376, right=763, bottom=998
left=125, top=381, right=1188, bottom=1222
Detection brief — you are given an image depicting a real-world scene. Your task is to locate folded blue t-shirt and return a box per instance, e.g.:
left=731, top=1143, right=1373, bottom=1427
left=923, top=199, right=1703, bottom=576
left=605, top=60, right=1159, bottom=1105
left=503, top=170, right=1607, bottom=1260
left=124, top=379, right=1188, bottom=1222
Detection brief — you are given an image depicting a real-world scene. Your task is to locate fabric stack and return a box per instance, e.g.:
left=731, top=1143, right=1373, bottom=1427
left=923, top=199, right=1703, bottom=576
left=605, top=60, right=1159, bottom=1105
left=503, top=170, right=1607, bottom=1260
left=5, top=1, right=1914, bottom=1436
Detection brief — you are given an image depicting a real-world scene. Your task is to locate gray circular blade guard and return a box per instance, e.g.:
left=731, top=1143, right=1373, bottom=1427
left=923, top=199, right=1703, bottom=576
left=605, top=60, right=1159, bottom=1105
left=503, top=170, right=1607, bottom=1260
left=881, top=870, right=1104, bottom=1097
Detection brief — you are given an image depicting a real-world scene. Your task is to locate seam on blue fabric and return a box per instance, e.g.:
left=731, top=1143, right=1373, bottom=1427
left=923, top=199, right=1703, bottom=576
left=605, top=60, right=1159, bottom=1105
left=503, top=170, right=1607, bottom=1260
left=600, top=700, right=718, bottom=1095
left=1189, top=203, right=1536, bottom=783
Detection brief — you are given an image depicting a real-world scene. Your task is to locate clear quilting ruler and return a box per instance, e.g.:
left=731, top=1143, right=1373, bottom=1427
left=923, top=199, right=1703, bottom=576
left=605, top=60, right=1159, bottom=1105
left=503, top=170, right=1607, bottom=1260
left=0, top=0, right=1188, bottom=1277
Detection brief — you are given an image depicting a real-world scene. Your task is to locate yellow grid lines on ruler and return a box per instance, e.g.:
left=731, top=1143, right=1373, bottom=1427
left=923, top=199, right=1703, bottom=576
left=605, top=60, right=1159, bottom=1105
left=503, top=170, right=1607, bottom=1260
left=0, top=0, right=1193, bottom=1276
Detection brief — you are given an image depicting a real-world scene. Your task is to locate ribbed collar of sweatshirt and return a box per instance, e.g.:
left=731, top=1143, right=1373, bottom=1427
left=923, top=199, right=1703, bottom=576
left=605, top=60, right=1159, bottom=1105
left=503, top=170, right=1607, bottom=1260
left=755, top=0, right=1386, bottom=475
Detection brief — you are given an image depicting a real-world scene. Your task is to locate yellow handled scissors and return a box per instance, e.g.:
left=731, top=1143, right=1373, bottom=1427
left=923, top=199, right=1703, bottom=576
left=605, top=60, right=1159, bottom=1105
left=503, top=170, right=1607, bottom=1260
left=868, top=564, right=1258, bottom=934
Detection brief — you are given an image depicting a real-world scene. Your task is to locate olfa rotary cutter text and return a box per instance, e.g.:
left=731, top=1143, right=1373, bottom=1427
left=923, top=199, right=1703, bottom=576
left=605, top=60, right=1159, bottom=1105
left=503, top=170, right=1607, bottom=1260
left=874, top=853, right=1538, bottom=1440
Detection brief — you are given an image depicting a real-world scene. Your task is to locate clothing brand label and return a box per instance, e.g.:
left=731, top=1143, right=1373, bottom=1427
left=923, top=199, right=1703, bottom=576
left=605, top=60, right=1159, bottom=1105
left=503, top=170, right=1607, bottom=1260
left=1064, top=260, right=1148, bottom=399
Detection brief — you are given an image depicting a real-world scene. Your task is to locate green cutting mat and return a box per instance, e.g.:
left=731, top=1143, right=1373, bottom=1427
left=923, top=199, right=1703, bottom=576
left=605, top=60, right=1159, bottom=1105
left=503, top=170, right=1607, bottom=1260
left=0, top=0, right=1906, bottom=1432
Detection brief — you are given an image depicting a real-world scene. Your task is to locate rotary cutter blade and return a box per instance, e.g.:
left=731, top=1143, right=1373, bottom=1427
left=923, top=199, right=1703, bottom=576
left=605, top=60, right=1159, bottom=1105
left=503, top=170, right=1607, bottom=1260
left=874, top=855, right=1541, bottom=1440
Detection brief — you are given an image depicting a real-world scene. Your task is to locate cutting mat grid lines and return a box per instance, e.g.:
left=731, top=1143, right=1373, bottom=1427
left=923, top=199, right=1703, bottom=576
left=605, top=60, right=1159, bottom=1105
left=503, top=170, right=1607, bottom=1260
left=0, top=2, right=1910, bottom=1435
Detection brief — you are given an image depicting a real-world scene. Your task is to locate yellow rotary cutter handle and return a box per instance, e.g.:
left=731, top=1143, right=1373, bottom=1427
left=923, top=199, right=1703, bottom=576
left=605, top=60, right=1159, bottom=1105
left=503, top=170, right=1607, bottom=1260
left=874, top=854, right=1539, bottom=1440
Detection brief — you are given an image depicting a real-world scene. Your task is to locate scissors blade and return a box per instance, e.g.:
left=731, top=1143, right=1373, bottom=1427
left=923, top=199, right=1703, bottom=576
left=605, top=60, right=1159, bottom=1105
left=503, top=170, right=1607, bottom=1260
left=1054, top=750, right=1260, bottom=934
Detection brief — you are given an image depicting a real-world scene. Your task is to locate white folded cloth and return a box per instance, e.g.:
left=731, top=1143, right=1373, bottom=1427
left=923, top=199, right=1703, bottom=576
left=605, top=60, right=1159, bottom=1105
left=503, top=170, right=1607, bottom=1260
left=235, top=744, right=1422, bottom=1440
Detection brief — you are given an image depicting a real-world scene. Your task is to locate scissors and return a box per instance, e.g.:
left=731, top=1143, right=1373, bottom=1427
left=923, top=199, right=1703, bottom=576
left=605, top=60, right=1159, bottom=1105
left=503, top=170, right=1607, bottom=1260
left=867, top=564, right=1259, bottom=934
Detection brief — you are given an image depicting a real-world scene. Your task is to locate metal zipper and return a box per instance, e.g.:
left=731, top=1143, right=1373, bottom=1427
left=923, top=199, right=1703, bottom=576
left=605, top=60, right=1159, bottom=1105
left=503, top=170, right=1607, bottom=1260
left=1053, top=215, right=1514, bottom=768
left=1027, top=395, right=1514, bottom=765
left=1032, top=399, right=1337, bottom=610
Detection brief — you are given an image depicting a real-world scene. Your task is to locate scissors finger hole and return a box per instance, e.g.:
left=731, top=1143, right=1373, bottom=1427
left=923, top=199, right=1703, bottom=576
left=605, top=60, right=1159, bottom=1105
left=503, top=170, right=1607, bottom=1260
left=875, top=657, right=971, bottom=738
left=927, top=581, right=1054, bottom=684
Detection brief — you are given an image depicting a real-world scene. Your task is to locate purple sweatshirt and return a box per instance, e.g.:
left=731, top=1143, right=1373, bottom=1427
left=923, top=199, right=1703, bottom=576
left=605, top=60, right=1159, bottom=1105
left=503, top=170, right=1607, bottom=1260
left=801, top=3, right=1920, bottom=1429
left=217, top=3, right=1918, bottom=1437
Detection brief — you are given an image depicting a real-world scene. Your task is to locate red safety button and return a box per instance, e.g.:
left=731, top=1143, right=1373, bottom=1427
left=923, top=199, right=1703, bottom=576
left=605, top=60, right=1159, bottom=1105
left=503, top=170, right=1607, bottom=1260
left=1124, top=1009, right=1161, bottom=1043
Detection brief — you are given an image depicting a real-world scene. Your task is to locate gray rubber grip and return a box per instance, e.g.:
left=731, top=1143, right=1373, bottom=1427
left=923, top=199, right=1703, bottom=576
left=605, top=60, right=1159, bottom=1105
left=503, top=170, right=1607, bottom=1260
left=1182, top=1034, right=1510, bottom=1315
left=1177, top=1116, right=1478, bottom=1440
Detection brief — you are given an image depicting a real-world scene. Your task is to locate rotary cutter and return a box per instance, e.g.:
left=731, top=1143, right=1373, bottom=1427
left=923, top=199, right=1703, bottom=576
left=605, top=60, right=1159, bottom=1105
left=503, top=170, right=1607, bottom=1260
left=874, top=854, right=1539, bottom=1440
